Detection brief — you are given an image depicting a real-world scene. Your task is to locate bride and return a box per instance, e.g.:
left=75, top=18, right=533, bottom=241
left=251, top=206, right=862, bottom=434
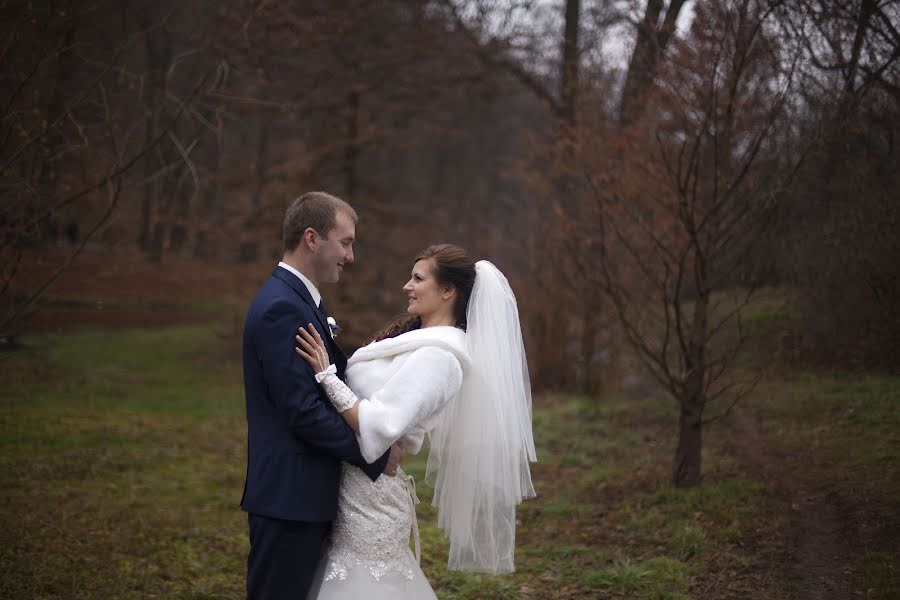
left=294, top=243, right=536, bottom=599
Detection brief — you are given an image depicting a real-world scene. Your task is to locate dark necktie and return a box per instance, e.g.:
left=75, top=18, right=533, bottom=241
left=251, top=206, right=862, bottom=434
left=317, top=300, right=334, bottom=343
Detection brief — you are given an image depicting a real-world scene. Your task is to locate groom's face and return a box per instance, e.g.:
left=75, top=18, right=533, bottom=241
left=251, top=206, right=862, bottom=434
left=314, top=210, right=356, bottom=284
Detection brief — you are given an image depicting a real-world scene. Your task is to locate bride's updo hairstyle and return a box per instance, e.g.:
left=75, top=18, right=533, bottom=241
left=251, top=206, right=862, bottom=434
left=373, top=244, right=476, bottom=342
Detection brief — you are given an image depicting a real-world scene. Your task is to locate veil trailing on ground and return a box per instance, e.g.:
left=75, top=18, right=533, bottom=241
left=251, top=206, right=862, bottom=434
left=425, top=260, right=537, bottom=574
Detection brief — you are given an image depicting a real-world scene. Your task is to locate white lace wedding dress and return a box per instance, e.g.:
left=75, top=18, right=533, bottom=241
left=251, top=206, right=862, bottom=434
left=308, top=261, right=538, bottom=598
left=307, top=464, right=435, bottom=599
left=307, top=327, right=469, bottom=600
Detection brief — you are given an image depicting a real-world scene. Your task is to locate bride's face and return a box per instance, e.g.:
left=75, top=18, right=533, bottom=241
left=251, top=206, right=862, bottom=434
left=403, top=259, right=452, bottom=320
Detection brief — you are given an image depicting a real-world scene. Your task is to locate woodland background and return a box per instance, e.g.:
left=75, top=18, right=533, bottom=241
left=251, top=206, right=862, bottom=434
left=2, top=1, right=898, bottom=598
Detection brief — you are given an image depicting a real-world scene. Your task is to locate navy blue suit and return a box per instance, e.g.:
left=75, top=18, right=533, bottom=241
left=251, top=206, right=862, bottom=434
left=241, top=266, right=387, bottom=599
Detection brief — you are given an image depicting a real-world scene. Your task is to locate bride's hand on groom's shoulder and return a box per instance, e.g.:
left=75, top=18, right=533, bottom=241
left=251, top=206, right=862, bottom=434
left=295, top=324, right=330, bottom=372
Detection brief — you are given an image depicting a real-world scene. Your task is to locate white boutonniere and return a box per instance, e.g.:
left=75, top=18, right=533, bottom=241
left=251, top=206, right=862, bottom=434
left=326, top=316, right=341, bottom=339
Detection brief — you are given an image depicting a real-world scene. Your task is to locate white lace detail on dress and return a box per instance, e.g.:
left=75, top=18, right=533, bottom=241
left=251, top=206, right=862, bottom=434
left=322, top=465, right=420, bottom=582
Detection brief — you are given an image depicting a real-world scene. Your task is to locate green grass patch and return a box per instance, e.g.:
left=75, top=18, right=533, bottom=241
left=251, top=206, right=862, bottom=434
left=753, top=371, right=900, bottom=485
left=585, top=556, right=692, bottom=598
left=742, top=305, right=797, bottom=333
left=859, top=551, right=899, bottom=600
left=747, top=369, right=900, bottom=598
left=40, top=294, right=237, bottom=314
left=3, top=323, right=864, bottom=599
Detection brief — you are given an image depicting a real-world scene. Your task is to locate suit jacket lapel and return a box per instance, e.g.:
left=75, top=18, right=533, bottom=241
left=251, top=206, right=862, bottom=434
left=272, top=267, right=346, bottom=364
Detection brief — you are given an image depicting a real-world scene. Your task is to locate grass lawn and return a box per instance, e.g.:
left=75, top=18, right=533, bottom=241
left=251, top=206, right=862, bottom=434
left=1, top=324, right=896, bottom=598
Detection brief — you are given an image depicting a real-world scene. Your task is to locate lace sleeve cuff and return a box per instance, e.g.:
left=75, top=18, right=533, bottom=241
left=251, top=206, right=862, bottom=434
left=317, top=371, right=359, bottom=413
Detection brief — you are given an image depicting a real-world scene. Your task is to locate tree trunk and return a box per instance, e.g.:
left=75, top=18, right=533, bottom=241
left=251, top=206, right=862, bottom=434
left=840, top=0, right=875, bottom=114
left=194, top=110, right=223, bottom=259
left=619, top=0, right=687, bottom=125
left=674, top=284, right=709, bottom=487
left=37, top=7, right=75, bottom=243
left=673, top=394, right=703, bottom=487
left=559, top=0, right=580, bottom=129
left=345, top=90, right=360, bottom=197
left=530, top=0, right=581, bottom=390
left=577, top=301, right=595, bottom=393
left=137, top=6, right=171, bottom=254
left=252, top=121, right=270, bottom=219
left=239, top=120, right=270, bottom=262
left=577, top=293, right=604, bottom=393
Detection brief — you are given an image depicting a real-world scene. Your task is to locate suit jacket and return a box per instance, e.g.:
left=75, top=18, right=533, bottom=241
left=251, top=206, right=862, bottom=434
left=240, top=266, right=388, bottom=522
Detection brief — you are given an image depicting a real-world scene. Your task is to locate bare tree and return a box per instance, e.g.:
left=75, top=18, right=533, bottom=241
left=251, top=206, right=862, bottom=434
left=773, top=0, right=900, bottom=368
left=440, top=0, right=599, bottom=389
left=436, top=1, right=701, bottom=390
left=581, top=0, right=809, bottom=486
left=0, top=1, right=217, bottom=340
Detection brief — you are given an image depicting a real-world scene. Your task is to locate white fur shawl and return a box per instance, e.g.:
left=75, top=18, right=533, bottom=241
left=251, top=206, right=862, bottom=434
left=345, top=326, right=470, bottom=463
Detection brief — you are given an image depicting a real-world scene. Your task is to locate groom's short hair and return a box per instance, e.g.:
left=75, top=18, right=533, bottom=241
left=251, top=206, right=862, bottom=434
left=283, top=191, right=358, bottom=252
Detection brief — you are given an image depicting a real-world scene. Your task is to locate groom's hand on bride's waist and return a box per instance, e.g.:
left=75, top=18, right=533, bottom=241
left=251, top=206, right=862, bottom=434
left=384, top=443, right=402, bottom=477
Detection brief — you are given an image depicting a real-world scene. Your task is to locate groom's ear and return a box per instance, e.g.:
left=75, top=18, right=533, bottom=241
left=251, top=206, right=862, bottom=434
left=301, top=227, right=318, bottom=251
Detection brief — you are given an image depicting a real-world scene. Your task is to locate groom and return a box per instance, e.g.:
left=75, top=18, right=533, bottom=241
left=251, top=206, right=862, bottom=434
left=241, top=191, right=399, bottom=599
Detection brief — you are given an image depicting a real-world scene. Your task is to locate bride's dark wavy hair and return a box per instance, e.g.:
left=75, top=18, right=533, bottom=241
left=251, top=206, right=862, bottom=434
left=372, top=244, right=476, bottom=342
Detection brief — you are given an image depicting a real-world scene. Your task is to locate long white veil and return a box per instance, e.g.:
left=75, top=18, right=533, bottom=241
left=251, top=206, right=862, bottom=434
left=424, top=260, right=537, bottom=574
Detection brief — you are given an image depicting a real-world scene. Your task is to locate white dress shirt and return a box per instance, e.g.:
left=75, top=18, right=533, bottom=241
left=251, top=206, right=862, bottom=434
left=278, top=261, right=321, bottom=308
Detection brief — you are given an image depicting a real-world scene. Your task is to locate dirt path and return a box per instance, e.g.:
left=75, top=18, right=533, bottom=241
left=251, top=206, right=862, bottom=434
left=724, top=407, right=855, bottom=600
